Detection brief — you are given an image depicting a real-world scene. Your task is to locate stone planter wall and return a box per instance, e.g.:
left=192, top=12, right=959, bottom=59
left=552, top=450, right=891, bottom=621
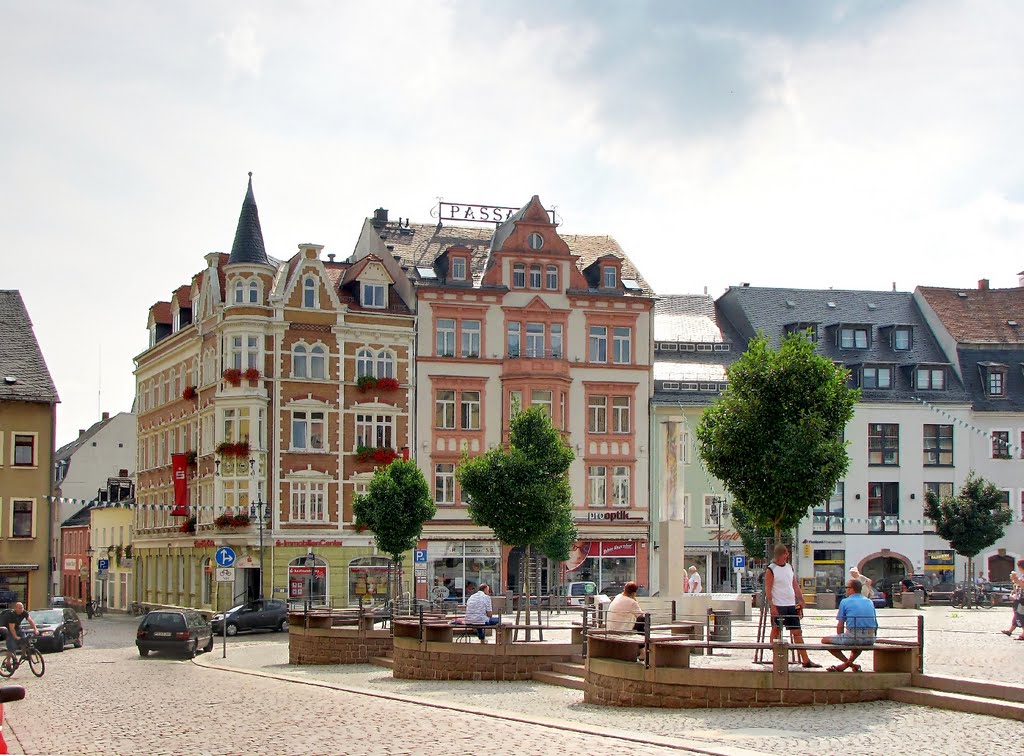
left=392, top=636, right=580, bottom=681
left=288, top=625, right=392, bottom=665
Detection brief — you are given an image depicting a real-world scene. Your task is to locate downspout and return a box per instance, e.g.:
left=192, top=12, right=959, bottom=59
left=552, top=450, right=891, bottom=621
left=47, top=400, right=57, bottom=603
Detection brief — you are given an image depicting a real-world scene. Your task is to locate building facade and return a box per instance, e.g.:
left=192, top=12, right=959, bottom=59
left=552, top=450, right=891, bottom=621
left=362, top=198, right=655, bottom=598
left=59, top=507, right=91, bottom=608
left=0, top=290, right=59, bottom=608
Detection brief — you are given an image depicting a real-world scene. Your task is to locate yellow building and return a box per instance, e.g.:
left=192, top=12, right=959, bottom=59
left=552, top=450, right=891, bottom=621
left=0, top=291, right=60, bottom=609
left=90, top=500, right=135, bottom=612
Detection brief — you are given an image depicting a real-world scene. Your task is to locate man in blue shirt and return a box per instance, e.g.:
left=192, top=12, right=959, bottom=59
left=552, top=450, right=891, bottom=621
left=821, top=578, right=878, bottom=672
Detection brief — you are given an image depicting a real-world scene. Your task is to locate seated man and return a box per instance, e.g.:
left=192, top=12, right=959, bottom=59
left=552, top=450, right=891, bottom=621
left=463, top=583, right=500, bottom=643
left=822, top=578, right=878, bottom=672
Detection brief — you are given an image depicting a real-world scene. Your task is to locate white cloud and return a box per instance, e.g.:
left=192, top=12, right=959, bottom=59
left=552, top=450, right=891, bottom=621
left=213, top=22, right=266, bottom=79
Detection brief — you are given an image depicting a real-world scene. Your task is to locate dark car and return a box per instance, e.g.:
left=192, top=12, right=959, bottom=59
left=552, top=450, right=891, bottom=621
left=599, top=583, right=649, bottom=598
left=136, top=609, right=213, bottom=657
left=210, top=599, right=288, bottom=636
left=30, top=608, right=83, bottom=653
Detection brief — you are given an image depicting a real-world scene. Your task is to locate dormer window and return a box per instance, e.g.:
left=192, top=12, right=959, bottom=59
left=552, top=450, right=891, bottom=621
left=172, top=309, right=181, bottom=332
left=861, top=365, right=892, bottom=389
left=529, top=264, right=542, bottom=289
left=512, top=263, right=526, bottom=288
left=979, top=362, right=1008, bottom=397
left=528, top=232, right=544, bottom=250
left=303, top=277, right=318, bottom=308
left=784, top=322, right=819, bottom=342
left=451, top=257, right=467, bottom=281
left=839, top=327, right=869, bottom=349
left=893, top=327, right=912, bottom=350
left=602, top=266, right=617, bottom=289
left=916, top=367, right=945, bottom=390
left=361, top=282, right=386, bottom=309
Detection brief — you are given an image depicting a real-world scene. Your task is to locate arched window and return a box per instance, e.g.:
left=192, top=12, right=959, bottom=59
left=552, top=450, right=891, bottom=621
left=234, top=280, right=245, bottom=304
left=348, top=556, right=392, bottom=606
left=375, top=350, right=394, bottom=379
left=356, top=348, right=375, bottom=378
left=248, top=280, right=259, bottom=304
left=310, top=345, right=326, bottom=379
left=288, top=555, right=328, bottom=605
left=293, top=344, right=308, bottom=379
left=303, top=277, right=317, bottom=308
left=512, top=263, right=526, bottom=288
left=529, top=264, right=542, bottom=289
left=546, top=265, right=558, bottom=290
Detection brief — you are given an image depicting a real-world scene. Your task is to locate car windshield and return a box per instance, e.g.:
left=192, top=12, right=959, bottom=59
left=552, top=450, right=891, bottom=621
left=144, top=613, right=186, bottom=631
left=32, top=610, right=63, bottom=624
left=227, top=605, right=245, bottom=614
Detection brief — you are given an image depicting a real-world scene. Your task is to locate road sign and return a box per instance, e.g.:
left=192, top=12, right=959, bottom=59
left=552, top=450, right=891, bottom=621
left=215, top=547, right=236, bottom=568
left=96, top=570, right=108, bottom=580
left=732, top=555, right=747, bottom=569
left=430, top=585, right=450, bottom=601
left=97, top=559, right=110, bottom=571
left=414, top=549, right=427, bottom=563
left=216, top=567, right=235, bottom=583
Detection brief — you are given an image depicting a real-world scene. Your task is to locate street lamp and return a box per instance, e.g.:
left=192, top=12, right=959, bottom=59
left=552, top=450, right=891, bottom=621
left=304, top=547, right=317, bottom=614
left=248, top=498, right=272, bottom=599
left=85, top=546, right=94, bottom=618
left=710, top=496, right=729, bottom=593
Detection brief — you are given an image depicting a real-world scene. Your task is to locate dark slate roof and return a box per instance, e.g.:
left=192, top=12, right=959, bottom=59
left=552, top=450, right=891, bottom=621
left=716, top=286, right=970, bottom=404
left=0, top=290, right=59, bottom=403
left=956, top=348, right=1024, bottom=412
left=61, top=506, right=92, bottom=528
left=917, top=285, right=1024, bottom=345
left=228, top=173, right=270, bottom=266
left=652, top=295, right=742, bottom=406
left=368, top=212, right=653, bottom=295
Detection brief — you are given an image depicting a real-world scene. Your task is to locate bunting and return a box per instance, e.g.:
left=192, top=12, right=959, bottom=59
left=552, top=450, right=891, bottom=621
left=48, top=496, right=215, bottom=511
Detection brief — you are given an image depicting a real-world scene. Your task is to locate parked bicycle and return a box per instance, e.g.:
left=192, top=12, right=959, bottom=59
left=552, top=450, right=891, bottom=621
left=0, top=636, right=45, bottom=678
left=950, top=583, right=993, bottom=609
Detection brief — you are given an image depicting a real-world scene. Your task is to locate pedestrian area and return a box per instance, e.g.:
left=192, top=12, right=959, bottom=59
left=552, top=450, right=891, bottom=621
left=196, top=605, right=1024, bottom=756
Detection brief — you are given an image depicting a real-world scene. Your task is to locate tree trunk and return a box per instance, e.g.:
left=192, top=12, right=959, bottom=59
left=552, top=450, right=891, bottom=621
left=966, top=555, right=973, bottom=610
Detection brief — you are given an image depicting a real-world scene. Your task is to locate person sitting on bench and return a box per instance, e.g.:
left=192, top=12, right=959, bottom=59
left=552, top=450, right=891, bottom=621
left=606, top=582, right=644, bottom=632
left=463, top=583, right=500, bottom=642
left=822, top=578, right=878, bottom=672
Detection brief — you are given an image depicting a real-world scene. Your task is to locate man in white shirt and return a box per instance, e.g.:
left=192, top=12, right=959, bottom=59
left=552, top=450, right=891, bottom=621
left=765, top=544, right=821, bottom=668
left=463, top=584, right=499, bottom=642
left=849, top=568, right=873, bottom=597
left=686, top=566, right=703, bottom=594
left=606, top=582, right=644, bottom=632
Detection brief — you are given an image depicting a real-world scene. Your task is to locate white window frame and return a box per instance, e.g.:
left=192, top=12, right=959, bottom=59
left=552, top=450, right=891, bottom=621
left=512, top=263, right=526, bottom=288
left=531, top=389, right=553, bottom=417
left=291, top=410, right=326, bottom=451
left=461, top=321, right=481, bottom=358
left=602, top=265, right=617, bottom=289
left=529, top=264, right=542, bottom=289
left=551, top=323, right=563, bottom=359
left=611, top=466, right=630, bottom=508
left=840, top=327, right=869, bottom=349
left=507, top=322, right=521, bottom=357
left=436, top=319, right=456, bottom=357
left=356, top=348, right=375, bottom=378
left=916, top=367, right=945, bottom=390
left=451, top=257, right=467, bottom=281
left=289, top=481, right=328, bottom=523
left=589, top=326, right=608, bottom=363
left=612, top=327, right=631, bottom=364
left=545, top=265, right=558, bottom=290
left=361, top=282, right=385, bottom=309
left=588, top=465, right=607, bottom=507
left=612, top=396, right=630, bottom=433
left=354, top=413, right=395, bottom=450
left=893, top=327, right=912, bottom=350
left=435, top=390, right=455, bottom=429
left=303, top=277, right=318, bottom=309
left=309, top=345, right=327, bottom=379
left=588, top=396, right=607, bottom=434
left=228, top=334, right=260, bottom=370
left=292, top=344, right=308, bottom=379
left=525, top=323, right=545, bottom=357
left=233, top=280, right=245, bottom=304
left=460, top=391, right=481, bottom=430
left=434, top=463, right=455, bottom=505
left=248, top=280, right=259, bottom=304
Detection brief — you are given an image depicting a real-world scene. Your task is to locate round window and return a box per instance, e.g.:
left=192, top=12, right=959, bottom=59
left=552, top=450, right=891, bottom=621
left=527, top=232, right=544, bottom=250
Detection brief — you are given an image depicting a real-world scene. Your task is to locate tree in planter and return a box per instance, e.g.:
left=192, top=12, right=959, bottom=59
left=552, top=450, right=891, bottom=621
left=925, top=472, right=1012, bottom=609
left=731, top=503, right=775, bottom=563
left=536, top=507, right=578, bottom=600
left=457, top=406, right=574, bottom=636
left=353, top=459, right=436, bottom=607
left=697, top=332, right=858, bottom=545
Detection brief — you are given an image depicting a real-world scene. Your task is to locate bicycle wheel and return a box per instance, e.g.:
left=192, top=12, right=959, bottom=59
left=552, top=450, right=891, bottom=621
left=27, top=648, right=45, bottom=677
left=0, top=656, right=14, bottom=678
left=978, top=594, right=994, bottom=609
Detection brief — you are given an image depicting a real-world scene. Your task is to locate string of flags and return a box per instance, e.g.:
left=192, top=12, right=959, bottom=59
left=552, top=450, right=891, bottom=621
left=48, top=496, right=215, bottom=511
left=911, top=395, right=1022, bottom=457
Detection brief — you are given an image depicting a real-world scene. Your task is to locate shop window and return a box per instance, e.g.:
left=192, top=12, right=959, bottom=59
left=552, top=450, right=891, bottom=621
left=427, top=541, right=501, bottom=604
left=348, top=556, right=391, bottom=604
left=813, top=549, right=845, bottom=598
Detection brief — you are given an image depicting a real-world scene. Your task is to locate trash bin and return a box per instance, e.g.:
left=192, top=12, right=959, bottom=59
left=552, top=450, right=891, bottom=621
left=709, top=609, right=732, bottom=642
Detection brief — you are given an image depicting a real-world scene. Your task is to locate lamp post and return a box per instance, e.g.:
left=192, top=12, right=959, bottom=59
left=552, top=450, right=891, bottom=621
left=304, top=547, right=317, bottom=615
left=710, top=496, right=729, bottom=592
left=248, top=498, right=272, bottom=600
left=85, top=546, right=94, bottom=618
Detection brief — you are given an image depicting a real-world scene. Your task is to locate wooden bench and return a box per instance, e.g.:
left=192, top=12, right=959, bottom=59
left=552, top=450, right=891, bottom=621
left=793, top=639, right=919, bottom=673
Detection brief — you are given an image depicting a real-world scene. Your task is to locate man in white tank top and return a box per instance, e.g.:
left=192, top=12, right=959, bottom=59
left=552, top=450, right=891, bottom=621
left=764, top=543, right=820, bottom=668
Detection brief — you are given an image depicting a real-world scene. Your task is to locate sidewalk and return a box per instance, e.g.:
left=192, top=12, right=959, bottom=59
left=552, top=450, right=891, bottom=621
left=195, top=604, right=1024, bottom=756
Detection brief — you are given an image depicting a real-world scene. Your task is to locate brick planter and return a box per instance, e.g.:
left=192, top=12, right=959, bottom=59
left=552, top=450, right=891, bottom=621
left=392, top=636, right=580, bottom=682
left=288, top=625, right=393, bottom=665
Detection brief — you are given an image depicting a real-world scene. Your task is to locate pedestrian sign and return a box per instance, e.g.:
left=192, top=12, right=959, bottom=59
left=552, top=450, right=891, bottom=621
left=732, top=555, right=747, bottom=569
left=414, top=549, right=427, bottom=563
left=215, top=547, right=236, bottom=568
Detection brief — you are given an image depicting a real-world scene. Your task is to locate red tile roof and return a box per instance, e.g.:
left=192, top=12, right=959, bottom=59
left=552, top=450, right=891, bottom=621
left=917, top=285, right=1024, bottom=344
left=150, top=301, right=172, bottom=325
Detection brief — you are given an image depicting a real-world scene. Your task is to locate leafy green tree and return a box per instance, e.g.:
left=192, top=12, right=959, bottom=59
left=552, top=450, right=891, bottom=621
left=925, top=472, right=1012, bottom=608
left=697, top=332, right=858, bottom=543
left=353, top=459, right=436, bottom=603
left=457, top=407, right=574, bottom=627
left=730, top=503, right=774, bottom=562
left=536, top=507, right=578, bottom=595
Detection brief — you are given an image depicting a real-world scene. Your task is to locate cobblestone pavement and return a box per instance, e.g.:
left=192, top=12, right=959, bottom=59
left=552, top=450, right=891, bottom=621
left=3, top=605, right=1021, bottom=755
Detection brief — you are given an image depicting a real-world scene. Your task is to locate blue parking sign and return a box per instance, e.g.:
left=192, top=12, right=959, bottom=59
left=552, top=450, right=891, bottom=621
left=732, top=555, right=746, bottom=569
left=414, top=549, right=427, bottom=563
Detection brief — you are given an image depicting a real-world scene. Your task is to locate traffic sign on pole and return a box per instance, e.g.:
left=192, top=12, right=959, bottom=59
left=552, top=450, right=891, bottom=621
left=414, top=549, right=427, bottom=563
left=732, top=555, right=747, bottom=569
left=97, top=559, right=110, bottom=571
left=216, top=567, right=235, bottom=583
left=215, top=547, right=236, bottom=568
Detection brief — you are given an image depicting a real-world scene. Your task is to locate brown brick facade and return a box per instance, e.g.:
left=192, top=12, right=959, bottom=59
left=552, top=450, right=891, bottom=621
left=392, top=638, right=578, bottom=682
left=288, top=626, right=393, bottom=665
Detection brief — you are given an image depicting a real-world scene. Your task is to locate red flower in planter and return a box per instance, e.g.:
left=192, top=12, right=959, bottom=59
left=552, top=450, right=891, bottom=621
left=243, top=367, right=261, bottom=382
left=372, top=447, right=399, bottom=464
left=357, top=375, right=378, bottom=393
left=376, top=377, right=400, bottom=392
left=182, top=385, right=198, bottom=401
left=223, top=368, right=243, bottom=386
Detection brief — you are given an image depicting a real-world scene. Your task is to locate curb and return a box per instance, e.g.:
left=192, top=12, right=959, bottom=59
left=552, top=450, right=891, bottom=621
left=193, top=654, right=770, bottom=756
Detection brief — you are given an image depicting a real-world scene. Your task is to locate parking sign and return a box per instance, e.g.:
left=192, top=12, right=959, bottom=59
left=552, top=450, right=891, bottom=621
left=414, top=549, right=427, bottom=563
left=732, top=555, right=747, bottom=569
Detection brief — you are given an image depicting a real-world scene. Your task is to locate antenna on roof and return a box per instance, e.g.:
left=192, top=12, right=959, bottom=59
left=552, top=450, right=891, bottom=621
left=892, top=282, right=896, bottom=292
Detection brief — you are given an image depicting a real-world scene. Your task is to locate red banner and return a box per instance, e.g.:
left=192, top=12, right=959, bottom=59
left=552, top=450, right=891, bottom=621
left=171, top=453, right=188, bottom=516
left=600, top=541, right=636, bottom=557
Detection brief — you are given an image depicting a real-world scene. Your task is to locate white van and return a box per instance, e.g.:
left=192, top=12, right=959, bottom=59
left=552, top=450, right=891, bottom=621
left=560, top=581, right=598, bottom=607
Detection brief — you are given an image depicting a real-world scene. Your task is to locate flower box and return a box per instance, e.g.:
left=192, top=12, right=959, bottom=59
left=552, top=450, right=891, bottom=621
left=243, top=367, right=261, bottom=382
left=182, top=385, right=198, bottom=401
left=216, top=441, right=251, bottom=458
left=357, top=376, right=401, bottom=393
left=355, top=445, right=399, bottom=464
left=214, top=513, right=251, bottom=529
left=180, top=516, right=197, bottom=534
left=376, top=377, right=400, bottom=392
left=223, top=368, right=243, bottom=387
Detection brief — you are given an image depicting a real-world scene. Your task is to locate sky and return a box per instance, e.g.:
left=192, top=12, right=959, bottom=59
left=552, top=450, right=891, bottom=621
left=3, top=1, right=1023, bottom=447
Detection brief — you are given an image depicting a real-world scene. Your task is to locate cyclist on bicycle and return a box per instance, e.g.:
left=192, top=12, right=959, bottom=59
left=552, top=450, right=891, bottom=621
left=1, top=603, right=38, bottom=667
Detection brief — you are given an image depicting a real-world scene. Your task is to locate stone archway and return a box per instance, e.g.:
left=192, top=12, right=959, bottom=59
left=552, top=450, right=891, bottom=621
left=858, top=550, right=912, bottom=595
left=987, top=554, right=1014, bottom=583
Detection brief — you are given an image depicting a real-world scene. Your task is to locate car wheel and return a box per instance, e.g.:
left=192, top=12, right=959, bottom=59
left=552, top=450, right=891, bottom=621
left=55, top=632, right=65, bottom=652
left=278, top=618, right=288, bottom=632
left=226, top=623, right=238, bottom=637
left=73, top=629, right=84, bottom=648
left=139, top=648, right=150, bottom=657
left=187, top=641, right=197, bottom=658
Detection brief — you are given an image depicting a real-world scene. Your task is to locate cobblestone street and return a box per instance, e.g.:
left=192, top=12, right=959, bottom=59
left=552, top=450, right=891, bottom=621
left=3, top=606, right=1022, bottom=755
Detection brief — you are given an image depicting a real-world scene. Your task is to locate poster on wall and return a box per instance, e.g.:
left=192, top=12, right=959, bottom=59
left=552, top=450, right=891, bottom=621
left=170, top=453, right=188, bottom=516
left=565, top=542, right=594, bottom=572
left=287, top=565, right=327, bottom=599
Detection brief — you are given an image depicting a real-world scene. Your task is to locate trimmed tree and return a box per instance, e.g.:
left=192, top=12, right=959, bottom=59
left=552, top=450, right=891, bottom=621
left=696, top=332, right=859, bottom=545
left=353, top=459, right=436, bottom=606
left=457, top=406, right=574, bottom=633
left=924, top=471, right=1012, bottom=609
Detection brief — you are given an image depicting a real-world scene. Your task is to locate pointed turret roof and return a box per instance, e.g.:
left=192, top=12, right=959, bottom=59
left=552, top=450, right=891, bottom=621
left=228, top=173, right=269, bottom=265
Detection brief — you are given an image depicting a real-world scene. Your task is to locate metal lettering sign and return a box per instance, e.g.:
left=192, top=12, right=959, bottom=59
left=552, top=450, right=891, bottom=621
left=437, top=201, right=555, bottom=225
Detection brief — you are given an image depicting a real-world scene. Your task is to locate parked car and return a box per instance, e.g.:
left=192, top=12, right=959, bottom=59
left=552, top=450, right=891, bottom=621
left=210, top=599, right=288, bottom=636
left=0, top=686, right=26, bottom=754
left=30, top=607, right=83, bottom=652
left=867, top=589, right=888, bottom=610
left=599, top=582, right=649, bottom=598
left=557, top=581, right=597, bottom=607
left=136, top=609, right=213, bottom=657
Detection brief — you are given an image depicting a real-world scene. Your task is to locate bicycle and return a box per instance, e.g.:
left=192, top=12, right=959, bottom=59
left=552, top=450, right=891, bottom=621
left=0, top=636, right=45, bottom=678
left=950, top=584, right=993, bottom=609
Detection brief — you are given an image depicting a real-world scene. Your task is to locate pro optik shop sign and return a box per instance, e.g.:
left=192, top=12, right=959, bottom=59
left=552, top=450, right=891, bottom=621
left=437, top=201, right=556, bottom=225
left=579, top=510, right=643, bottom=522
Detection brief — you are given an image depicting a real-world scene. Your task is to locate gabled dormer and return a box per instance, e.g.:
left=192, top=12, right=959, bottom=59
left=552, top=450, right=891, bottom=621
left=979, top=361, right=1008, bottom=398
left=433, top=245, right=473, bottom=285
left=783, top=321, right=819, bottom=342
left=879, top=324, right=914, bottom=351
left=582, top=254, right=623, bottom=292
left=171, top=285, right=192, bottom=332
left=343, top=254, right=395, bottom=310
left=147, top=302, right=172, bottom=347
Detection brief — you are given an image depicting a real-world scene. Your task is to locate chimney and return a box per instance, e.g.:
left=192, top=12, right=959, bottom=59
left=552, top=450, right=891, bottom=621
left=118, top=468, right=128, bottom=478
left=327, top=253, right=336, bottom=262
left=978, top=278, right=990, bottom=290
left=1018, top=270, right=1024, bottom=287
left=78, top=429, right=85, bottom=437
left=101, top=411, right=110, bottom=421
left=371, top=208, right=389, bottom=229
